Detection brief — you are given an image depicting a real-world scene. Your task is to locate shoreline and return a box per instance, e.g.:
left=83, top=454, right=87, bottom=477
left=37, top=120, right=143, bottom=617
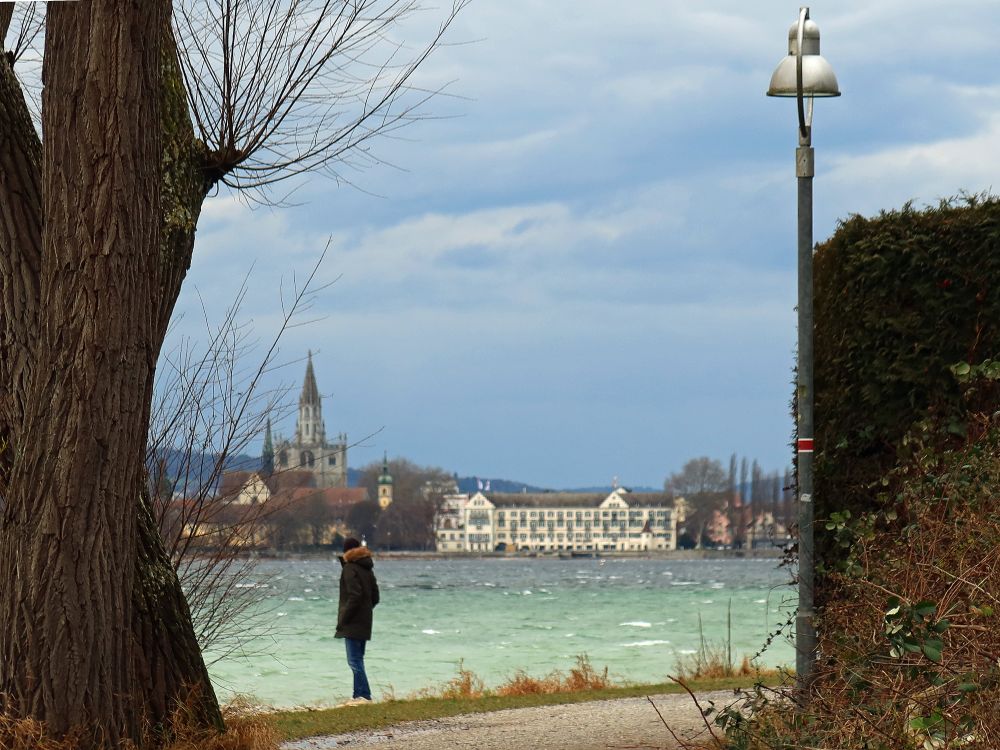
left=233, top=548, right=787, bottom=562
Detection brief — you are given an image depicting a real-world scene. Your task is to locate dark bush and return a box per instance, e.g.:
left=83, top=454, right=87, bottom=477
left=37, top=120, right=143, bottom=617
left=713, top=197, right=1000, bottom=750
left=812, top=195, right=1000, bottom=562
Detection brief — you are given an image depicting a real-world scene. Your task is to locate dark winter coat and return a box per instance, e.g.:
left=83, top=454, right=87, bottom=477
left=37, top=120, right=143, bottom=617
left=335, top=546, right=379, bottom=640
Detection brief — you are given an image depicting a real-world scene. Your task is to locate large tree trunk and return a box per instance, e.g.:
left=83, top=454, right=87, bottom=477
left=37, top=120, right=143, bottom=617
left=0, top=2, right=169, bottom=744
left=132, top=488, right=224, bottom=735
left=0, top=42, right=42, bottom=484
left=127, top=29, right=223, bottom=737
left=0, top=14, right=222, bottom=743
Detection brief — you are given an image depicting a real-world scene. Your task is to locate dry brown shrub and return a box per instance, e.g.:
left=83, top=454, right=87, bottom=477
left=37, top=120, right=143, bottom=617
left=496, top=655, right=610, bottom=696
left=417, top=655, right=611, bottom=700
left=713, top=424, right=1000, bottom=750
left=565, top=654, right=611, bottom=691
left=162, top=702, right=278, bottom=750
left=673, top=647, right=755, bottom=681
left=0, top=715, right=85, bottom=750
left=0, top=696, right=278, bottom=750
left=495, top=670, right=562, bottom=696
left=160, top=718, right=277, bottom=750
left=437, top=660, right=486, bottom=700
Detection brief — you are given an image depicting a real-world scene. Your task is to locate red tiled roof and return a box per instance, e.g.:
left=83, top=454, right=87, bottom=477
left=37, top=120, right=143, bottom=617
left=218, top=471, right=254, bottom=498
left=217, top=469, right=317, bottom=499
left=270, top=486, right=368, bottom=513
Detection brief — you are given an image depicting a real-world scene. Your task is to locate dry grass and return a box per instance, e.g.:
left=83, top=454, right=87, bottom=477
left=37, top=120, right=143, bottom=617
left=162, top=700, right=278, bottom=750
left=688, top=424, right=1000, bottom=750
left=407, top=659, right=488, bottom=701
left=671, top=605, right=758, bottom=681
left=674, top=648, right=754, bottom=681
left=0, top=715, right=86, bottom=750
left=410, top=654, right=613, bottom=701
left=495, top=655, right=610, bottom=696
left=0, top=698, right=279, bottom=750
left=438, top=660, right=487, bottom=700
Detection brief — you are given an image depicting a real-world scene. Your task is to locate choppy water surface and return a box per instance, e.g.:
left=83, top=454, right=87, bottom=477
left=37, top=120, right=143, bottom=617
left=206, top=557, right=795, bottom=707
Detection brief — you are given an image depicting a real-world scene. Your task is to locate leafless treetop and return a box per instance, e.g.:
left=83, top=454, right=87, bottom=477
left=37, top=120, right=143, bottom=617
left=174, top=0, right=468, bottom=194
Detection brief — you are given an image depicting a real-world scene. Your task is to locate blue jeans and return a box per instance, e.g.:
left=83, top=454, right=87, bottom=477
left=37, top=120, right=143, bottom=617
left=345, top=637, right=371, bottom=700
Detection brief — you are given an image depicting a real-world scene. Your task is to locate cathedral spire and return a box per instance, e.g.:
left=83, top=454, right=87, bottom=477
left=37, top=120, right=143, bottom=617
left=296, top=351, right=326, bottom=447
left=300, top=350, right=320, bottom=406
left=272, top=351, right=348, bottom=487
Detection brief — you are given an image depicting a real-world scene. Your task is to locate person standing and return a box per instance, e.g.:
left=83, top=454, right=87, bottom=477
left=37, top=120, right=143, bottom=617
left=336, top=537, right=379, bottom=705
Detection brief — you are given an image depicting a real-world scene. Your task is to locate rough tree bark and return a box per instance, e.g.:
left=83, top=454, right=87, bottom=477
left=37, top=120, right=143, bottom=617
left=0, top=2, right=210, bottom=745
left=0, top=8, right=11, bottom=43
left=0, top=26, right=41, bottom=484
left=1, top=0, right=459, bottom=743
left=128, top=29, right=223, bottom=734
left=0, top=9, right=223, bottom=744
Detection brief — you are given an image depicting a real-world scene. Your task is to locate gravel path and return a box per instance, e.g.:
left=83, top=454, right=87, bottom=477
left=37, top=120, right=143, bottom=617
left=282, top=690, right=737, bottom=750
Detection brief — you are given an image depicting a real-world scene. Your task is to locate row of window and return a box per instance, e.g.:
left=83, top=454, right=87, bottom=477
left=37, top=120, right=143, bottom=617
left=497, top=517, right=671, bottom=528
left=492, top=509, right=670, bottom=519
left=440, top=531, right=674, bottom=541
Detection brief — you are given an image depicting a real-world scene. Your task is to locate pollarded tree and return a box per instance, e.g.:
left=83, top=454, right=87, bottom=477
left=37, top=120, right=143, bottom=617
left=0, top=4, right=176, bottom=745
left=0, top=1, right=462, bottom=745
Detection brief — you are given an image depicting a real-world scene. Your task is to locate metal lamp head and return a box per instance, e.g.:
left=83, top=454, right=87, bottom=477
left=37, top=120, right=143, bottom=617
left=767, top=16, right=840, bottom=97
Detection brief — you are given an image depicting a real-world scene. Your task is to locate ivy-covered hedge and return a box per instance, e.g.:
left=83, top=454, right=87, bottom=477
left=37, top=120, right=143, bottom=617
left=813, top=196, right=1000, bottom=552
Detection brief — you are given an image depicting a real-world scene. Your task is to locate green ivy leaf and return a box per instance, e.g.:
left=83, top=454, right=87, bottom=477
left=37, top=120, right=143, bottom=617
left=951, top=362, right=972, bottom=377
left=921, top=639, right=943, bottom=663
left=909, top=716, right=930, bottom=731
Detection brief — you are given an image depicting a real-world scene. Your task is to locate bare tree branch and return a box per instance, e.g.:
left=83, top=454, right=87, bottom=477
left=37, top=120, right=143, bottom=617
left=9, top=5, right=42, bottom=64
left=174, top=0, right=468, bottom=196
left=148, top=241, right=335, bottom=659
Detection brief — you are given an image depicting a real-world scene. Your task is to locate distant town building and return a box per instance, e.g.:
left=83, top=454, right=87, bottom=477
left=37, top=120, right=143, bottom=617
left=684, top=504, right=790, bottom=550
left=172, top=469, right=368, bottom=548
left=746, top=511, right=789, bottom=549
left=269, top=352, right=348, bottom=488
left=435, top=488, right=678, bottom=553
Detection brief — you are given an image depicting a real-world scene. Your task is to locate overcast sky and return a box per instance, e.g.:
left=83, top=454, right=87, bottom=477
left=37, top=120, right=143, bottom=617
left=168, top=1, right=1000, bottom=489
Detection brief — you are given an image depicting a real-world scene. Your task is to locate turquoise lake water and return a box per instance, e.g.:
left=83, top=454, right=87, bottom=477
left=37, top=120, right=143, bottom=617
left=205, top=557, right=796, bottom=707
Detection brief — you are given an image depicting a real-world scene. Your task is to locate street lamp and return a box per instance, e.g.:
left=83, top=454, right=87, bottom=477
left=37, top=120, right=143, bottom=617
left=766, top=7, right=840, bottom=692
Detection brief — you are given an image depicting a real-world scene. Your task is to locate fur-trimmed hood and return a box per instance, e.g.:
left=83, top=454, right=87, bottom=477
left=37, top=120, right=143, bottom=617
left=340, top=546, right=374, bottom=567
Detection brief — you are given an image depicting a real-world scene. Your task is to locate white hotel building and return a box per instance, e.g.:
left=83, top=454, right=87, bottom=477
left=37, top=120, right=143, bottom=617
left=435, top=488, right=678, bottom=553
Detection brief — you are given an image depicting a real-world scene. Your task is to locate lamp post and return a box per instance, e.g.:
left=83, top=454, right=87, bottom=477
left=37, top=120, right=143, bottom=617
left=767, top=7, right=840, bottom=692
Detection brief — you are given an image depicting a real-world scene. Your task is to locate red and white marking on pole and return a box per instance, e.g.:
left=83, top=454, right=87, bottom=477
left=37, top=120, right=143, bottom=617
left=797, top=438, right=814, bottom=453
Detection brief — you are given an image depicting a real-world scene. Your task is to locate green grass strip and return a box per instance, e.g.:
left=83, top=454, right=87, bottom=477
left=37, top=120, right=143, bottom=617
left=269, top=676, right=772, bottom=741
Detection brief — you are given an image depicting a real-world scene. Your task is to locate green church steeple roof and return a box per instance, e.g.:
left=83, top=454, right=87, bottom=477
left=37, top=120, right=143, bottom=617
left=378, top=451, right=393, bottom=485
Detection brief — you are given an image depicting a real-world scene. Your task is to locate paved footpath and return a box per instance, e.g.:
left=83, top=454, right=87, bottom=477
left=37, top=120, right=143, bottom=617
left=282, top=690, right=737, bottom=750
